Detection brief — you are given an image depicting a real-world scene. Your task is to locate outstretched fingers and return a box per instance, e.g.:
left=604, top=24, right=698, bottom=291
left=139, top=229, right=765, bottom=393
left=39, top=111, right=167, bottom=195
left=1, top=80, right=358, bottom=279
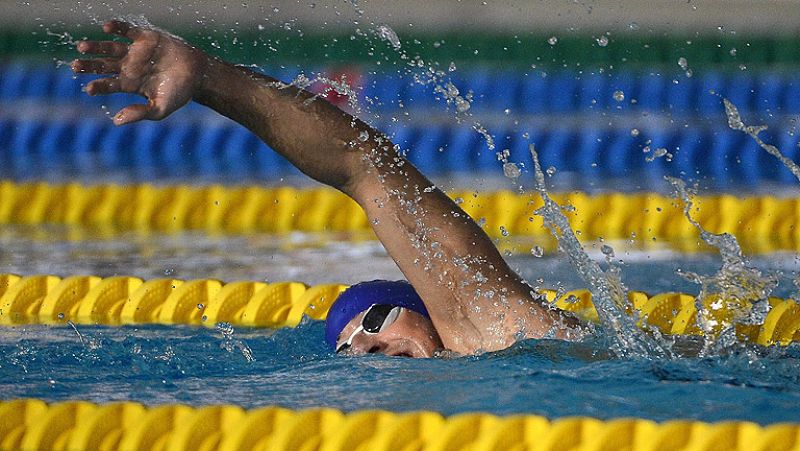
left=76, top=40, right=128, bottom=58
left=71, top=57, right=122, bottom=75
left=113, top=103, right=150, bottom=126
left=103, top=20, right=143, bottom=40
left=113, top=100, right=167, bottom=126
left=85, top=77, right=121, bottom=96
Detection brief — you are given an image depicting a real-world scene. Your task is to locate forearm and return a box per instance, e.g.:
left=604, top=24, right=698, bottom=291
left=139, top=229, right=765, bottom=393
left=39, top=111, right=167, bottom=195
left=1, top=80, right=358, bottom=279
left=194, top=58, right=374, bottom=194
left=194, top=55, right=579, bottom=353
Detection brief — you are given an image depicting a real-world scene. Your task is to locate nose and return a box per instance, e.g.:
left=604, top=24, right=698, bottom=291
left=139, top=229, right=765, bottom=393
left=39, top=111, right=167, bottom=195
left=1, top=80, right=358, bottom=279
left=347, top=333, right=387, bottom=355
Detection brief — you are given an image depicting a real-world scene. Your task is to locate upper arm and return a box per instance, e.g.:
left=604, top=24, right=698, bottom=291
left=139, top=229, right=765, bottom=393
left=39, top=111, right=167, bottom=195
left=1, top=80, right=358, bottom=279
left=347, top=143, right=581, bottom=353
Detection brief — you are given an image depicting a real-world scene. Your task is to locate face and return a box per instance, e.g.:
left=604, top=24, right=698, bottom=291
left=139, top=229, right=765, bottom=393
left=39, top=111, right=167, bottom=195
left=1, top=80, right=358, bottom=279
left=336, top=307, right=444, bottom=358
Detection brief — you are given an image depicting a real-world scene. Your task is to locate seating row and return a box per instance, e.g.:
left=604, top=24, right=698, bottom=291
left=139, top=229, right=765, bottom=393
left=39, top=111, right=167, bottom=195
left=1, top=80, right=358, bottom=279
left=1, top=118, right=798, bottom=186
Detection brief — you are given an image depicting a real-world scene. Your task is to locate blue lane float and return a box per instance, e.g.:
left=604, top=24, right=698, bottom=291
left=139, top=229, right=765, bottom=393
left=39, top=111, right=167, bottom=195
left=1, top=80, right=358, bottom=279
left=1, top=116, right=799, bottom=186
left=3, top=61, right=800, bottom=115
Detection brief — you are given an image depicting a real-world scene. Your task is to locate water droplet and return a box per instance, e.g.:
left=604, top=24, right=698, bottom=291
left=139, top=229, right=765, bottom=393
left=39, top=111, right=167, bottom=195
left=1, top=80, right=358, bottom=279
left=547, top=36, right=558, bottom=45
left=358, top=130, right=369, bottom=141
left=677, top=57, right=688, bottom=70
left=545, top=166, right=556, bottom=176
left=596, top=35, right=609, bottom=47
left=164, top=268, right=174, bottom=276
left=601, top=244, right=615, bottom=256
left=612, top=90, right=625, bottom=102
left=630, top=128, right=640, bottom=137
left=201, top=315, right=208, bottom=322
left=57, top=312, right=65, bottom=319
left=531, top=246, right=544, bottom=257
left=628, top=22, right=640, bottom=31
left=645, top=147, right=669, bottom=162
left=503, top=162, right=521, bottom=179
left=376, top=24, right=401, bottom=50
left=729, top=47, right=737, bottom=56
left=448, top=61, right=457, bottom=72
left=500, top=226, right=509, bottom=237
left=197, top=303, right=204, bottom=310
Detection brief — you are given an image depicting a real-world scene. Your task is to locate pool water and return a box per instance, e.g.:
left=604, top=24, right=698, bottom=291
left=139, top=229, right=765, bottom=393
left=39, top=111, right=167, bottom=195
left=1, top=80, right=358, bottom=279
left=1, top=226, right=800, bottom=424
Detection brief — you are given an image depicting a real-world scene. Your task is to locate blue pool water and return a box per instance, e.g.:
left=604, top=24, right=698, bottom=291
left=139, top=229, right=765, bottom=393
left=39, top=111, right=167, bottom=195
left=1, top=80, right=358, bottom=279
left=2, top=322, right=799, bottom=424
left=1, top=227, right=800, bottom=424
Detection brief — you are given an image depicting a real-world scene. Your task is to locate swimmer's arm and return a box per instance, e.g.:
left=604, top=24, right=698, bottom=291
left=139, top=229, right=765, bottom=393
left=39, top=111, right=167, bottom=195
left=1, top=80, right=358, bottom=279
left=196, top=60, right=583, bottom=352
left=72, top=20, right=582, bottom=353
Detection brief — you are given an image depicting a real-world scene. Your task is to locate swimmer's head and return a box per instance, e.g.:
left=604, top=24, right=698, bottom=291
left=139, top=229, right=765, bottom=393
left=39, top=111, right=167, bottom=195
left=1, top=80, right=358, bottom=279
left=325, top=280, right=443, bottom=358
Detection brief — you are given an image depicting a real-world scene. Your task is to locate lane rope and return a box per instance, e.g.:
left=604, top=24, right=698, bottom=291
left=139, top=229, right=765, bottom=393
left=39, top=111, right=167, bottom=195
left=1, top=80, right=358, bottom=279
left=1, top=273, right=798, bottom=346
left=2, top=180, right=800, bottom=254
left=0, top=398, right=797, bottom=451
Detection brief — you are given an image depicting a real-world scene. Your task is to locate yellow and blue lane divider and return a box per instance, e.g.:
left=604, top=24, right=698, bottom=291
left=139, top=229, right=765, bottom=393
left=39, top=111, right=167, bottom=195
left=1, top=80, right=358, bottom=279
left=1, top=273, right=799, bottom=347
left=3, top=180, right=800, bottom=254
left=2, top=398, right=800, bottom=451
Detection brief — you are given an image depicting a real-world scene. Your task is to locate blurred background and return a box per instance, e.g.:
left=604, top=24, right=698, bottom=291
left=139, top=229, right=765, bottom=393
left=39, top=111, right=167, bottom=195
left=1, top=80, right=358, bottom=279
left=1, top=0, right=799, bottom=192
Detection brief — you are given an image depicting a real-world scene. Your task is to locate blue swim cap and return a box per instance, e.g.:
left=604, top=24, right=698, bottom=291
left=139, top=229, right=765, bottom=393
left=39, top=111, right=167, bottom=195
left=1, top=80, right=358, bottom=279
left=324, top=280, right=430, bottom=350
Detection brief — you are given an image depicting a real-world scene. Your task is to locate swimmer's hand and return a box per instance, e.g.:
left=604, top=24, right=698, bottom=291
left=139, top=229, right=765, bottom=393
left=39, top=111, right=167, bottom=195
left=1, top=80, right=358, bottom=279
left=72, top=20, right=206, bottom=126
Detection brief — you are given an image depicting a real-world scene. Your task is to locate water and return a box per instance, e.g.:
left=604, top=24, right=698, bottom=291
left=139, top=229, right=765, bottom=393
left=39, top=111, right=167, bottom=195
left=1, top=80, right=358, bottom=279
left=1, top=322, right=799, bottom=424
left=6, top=0, right=800, bottom=429
left=2, top=226, right=800, bottom=423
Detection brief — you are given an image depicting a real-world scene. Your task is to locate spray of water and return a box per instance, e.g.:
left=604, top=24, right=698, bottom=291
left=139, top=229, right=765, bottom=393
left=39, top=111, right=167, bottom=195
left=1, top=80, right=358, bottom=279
left=723, top=98, right=800, bottom=182
left=666, top=177, right=777, bottom=355
left=529, top=144, right=667, bottom=358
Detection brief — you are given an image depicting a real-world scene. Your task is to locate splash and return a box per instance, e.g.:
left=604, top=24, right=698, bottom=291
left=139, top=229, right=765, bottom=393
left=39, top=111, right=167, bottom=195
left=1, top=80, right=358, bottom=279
left=529, top=144, right=667, bottom=358
left=666, top=177, right=777, bottom=354
left=723, top=98, right=800, bottom=182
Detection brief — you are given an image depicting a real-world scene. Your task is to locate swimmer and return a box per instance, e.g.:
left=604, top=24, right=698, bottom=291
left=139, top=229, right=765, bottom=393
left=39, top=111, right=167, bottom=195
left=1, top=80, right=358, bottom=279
left=72, top=20, right=584, bottom=358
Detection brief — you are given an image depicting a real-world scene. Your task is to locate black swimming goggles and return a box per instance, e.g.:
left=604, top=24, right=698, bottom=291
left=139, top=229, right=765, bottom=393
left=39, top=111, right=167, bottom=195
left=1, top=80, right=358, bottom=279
left=336, top=304, right=402, bottom=353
